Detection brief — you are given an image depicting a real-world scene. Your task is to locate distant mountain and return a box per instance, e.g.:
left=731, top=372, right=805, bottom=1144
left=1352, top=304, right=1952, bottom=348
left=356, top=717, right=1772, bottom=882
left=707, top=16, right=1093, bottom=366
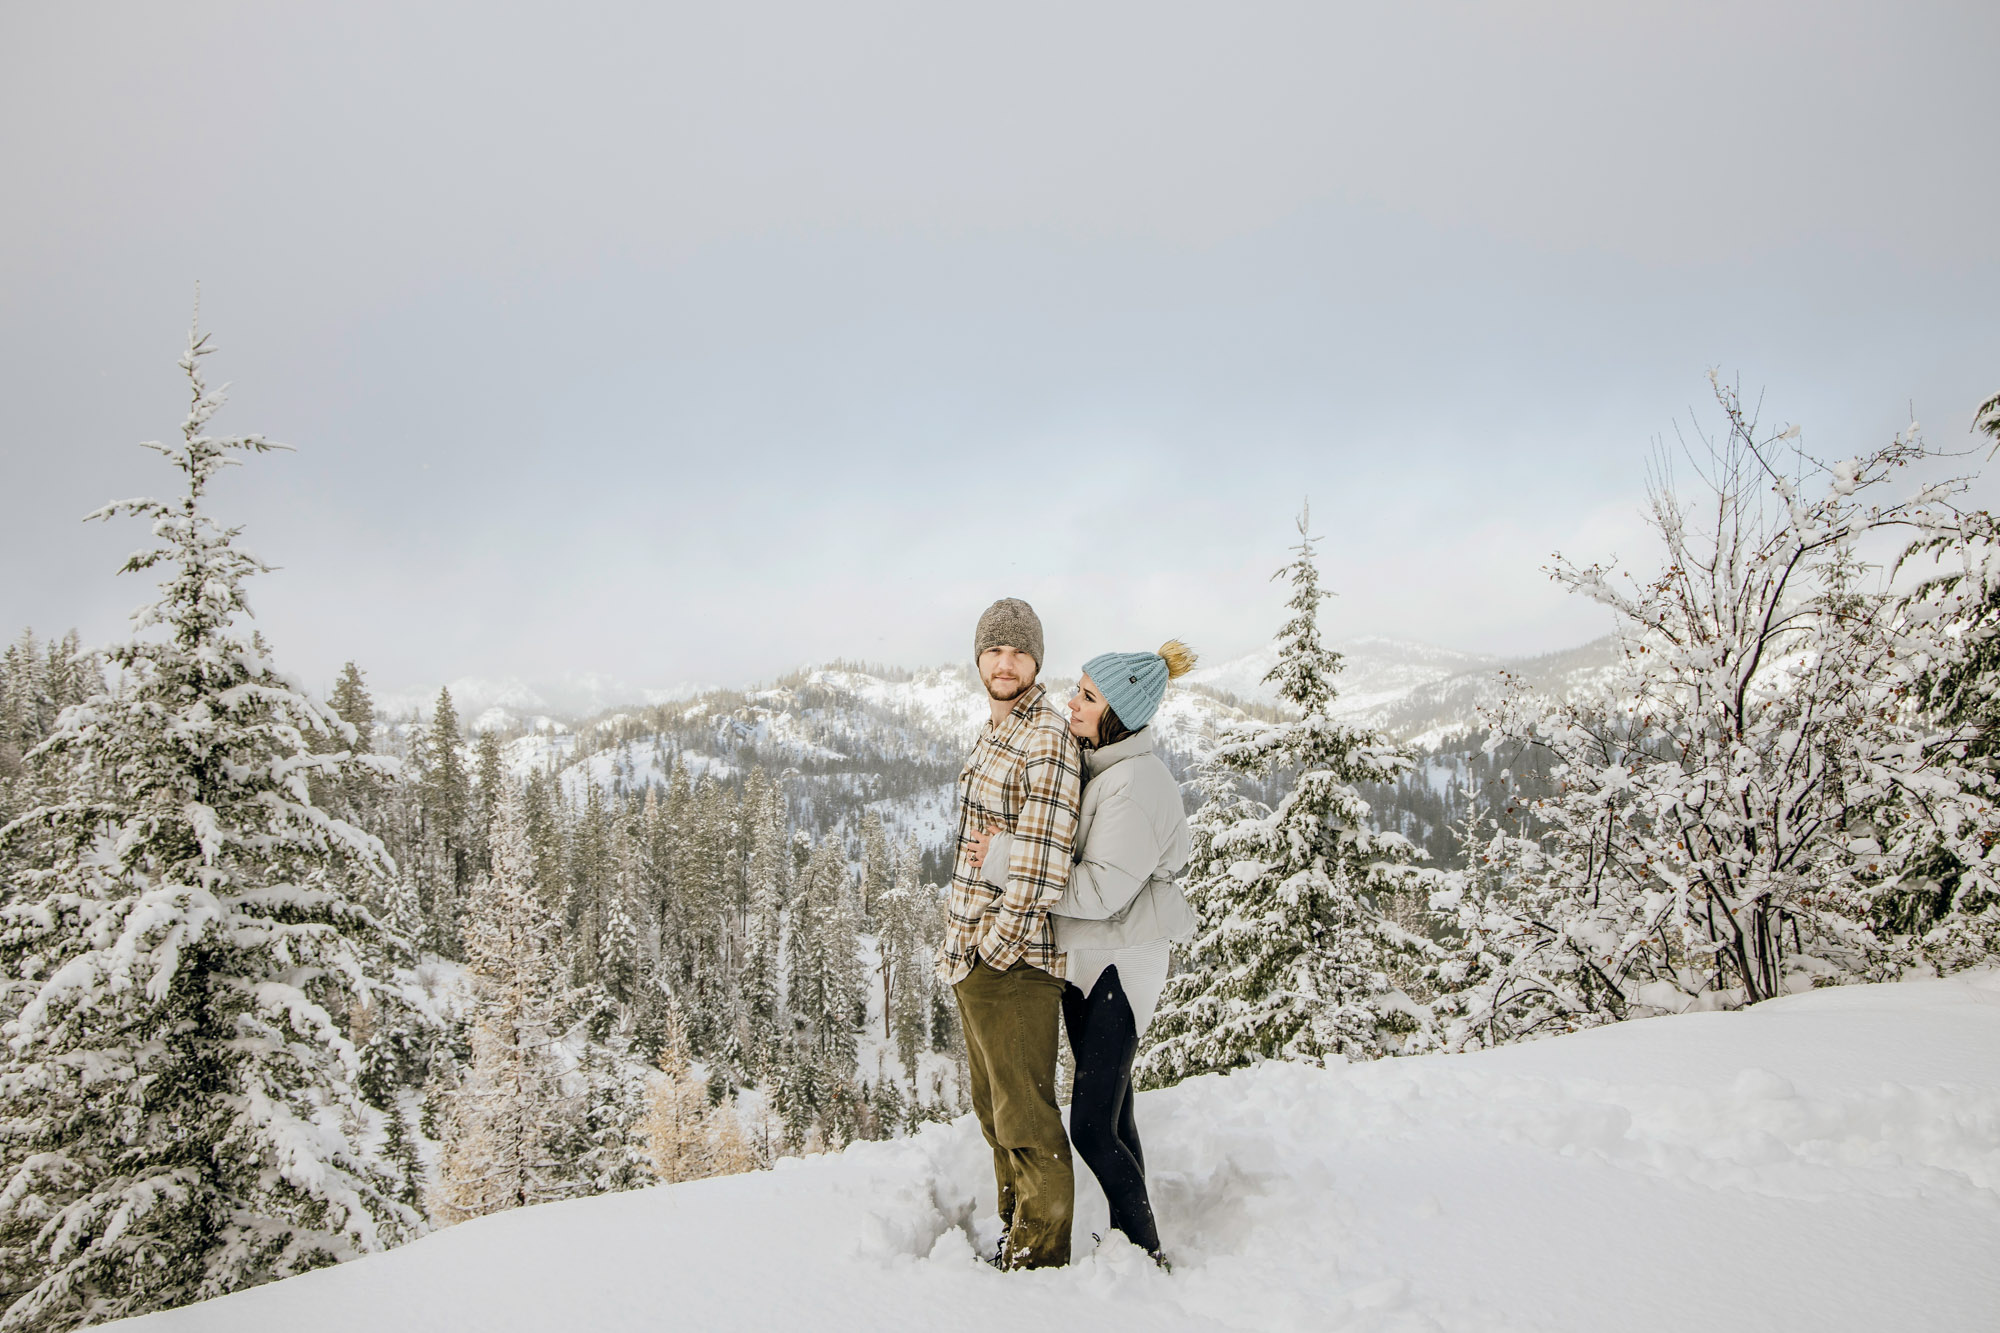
left=383, top=634, right=1620, bottom=746
left=476, top=663, right=1258, bottom=871
left=1187, top=634, right=1620, bottom=744
left=1186, top=636, right=1500, bottom=718
left=1373, top=636, right=1622, bottom=746
left=390, top=636, right=1620, bottom=869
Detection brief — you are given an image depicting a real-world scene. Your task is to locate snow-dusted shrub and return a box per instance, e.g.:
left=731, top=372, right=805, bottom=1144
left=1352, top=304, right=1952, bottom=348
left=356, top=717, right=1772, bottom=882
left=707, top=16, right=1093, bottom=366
left=638, top=1007, right=758, bottom=1184
left=1434, top=379, right=2000, bottom=1044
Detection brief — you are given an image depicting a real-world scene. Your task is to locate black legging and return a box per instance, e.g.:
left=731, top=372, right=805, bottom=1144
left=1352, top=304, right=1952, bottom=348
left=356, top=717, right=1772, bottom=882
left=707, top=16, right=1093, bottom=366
left=1062, top=965, right=1161, bottom=1257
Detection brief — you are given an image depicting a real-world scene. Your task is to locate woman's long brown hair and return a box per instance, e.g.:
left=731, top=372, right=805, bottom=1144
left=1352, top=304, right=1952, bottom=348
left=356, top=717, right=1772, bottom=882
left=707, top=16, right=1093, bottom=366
left=1087, top=698, right=1137, bottom=750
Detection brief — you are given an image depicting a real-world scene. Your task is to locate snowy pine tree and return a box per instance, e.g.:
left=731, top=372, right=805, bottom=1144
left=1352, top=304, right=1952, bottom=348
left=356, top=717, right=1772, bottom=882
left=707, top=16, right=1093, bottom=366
left=1885, top=387, right=2000, bottom=971
left=569, top=1035, right=656, bottom=1196
left=416, top=687, right=471, bottom=958
left=326, top=662, right=374, bottom=751
left=0, top=632, right=99, bottom=876
left=0, top=318, right=415, bottom=1329
left=858, top=810, right=890, bottom=926
left=0, top=632, right=95, bottom=788
left=679, top=777, right=735, bottom=1055
left=565, top=782, right=613, bottom=991
left=598, top=861, right=644, bottom=1009
left=638, top=782, right=676, bottom=980
left=787, top=838, right=861, bottom=1078
left=1141, top=506, right=1436, bottom=1087
left=311, top=661, right=379, bottom=809
left=471, top=728, right=504, bottom=877
left=739, top=775, right=787, bottom=1079
left=431, top=783, right=573, bottom=1224
left=521, top=772, right=567, bottom=915
left=877, top=839, right=932, bottom=1084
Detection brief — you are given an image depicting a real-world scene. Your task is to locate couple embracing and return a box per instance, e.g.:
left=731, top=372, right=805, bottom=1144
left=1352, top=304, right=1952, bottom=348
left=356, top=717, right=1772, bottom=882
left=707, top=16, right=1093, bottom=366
left=936, top=597, right=1198, bottom=1271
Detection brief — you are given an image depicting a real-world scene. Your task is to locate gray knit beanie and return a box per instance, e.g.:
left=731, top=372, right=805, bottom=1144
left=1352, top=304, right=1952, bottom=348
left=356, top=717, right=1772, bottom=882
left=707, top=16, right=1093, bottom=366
left=974, top=598, right=1044, bottom=668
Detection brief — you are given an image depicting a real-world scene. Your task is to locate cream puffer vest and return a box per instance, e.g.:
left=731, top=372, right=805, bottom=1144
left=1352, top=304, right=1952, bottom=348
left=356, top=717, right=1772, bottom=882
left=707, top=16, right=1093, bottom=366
left=980, top=726, right=1196, bottom=951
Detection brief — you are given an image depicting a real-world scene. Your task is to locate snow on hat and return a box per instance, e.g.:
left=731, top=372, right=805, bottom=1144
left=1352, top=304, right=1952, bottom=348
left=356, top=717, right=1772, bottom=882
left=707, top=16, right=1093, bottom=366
left=1082, top=640, right=1196, bottom=731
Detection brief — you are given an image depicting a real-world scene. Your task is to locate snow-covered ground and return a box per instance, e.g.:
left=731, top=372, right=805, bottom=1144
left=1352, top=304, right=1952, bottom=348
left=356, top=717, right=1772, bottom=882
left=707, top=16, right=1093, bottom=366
left=119, top=973, right=2000, bottom=1331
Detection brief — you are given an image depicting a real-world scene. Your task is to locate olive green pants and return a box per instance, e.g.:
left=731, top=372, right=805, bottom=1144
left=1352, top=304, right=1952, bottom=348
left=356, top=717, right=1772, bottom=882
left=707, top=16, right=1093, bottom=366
left=954, top=957, right=1073, bottom=1269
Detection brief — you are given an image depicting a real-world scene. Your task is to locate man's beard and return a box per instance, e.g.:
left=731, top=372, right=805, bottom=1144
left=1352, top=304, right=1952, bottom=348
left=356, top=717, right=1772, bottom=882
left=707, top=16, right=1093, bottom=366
left=984, top=675, right=1031, bottom=702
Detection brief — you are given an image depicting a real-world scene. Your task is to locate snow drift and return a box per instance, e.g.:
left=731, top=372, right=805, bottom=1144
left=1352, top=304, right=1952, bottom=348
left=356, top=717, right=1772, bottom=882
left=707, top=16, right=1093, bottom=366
left=119, top=975, right=2000, bottom=1332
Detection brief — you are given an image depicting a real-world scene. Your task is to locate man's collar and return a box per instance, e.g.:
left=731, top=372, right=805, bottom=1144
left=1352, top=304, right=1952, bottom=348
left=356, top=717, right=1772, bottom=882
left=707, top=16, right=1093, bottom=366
left=986, top=680, right=1046, bottom=731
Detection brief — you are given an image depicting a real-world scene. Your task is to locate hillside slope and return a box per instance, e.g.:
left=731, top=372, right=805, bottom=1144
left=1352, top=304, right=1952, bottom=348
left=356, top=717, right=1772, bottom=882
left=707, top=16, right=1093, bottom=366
left=121, top=974, right=2000, bottom=1332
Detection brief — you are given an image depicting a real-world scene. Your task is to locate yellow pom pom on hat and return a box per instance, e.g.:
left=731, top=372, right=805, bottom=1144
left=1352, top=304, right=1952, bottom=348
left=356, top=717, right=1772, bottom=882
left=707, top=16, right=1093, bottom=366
left=1083, top=639, right=1197, bottom=730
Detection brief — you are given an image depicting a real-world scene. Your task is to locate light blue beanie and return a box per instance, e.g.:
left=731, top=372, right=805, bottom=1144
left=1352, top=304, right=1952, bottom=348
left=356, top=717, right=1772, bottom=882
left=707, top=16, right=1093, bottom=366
left=1083, top=640, right=1195, bottom=730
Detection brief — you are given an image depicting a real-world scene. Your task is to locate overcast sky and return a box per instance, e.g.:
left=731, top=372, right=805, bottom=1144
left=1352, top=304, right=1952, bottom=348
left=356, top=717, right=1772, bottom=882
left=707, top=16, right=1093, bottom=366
left=4, top=1, right=1997, bottom=698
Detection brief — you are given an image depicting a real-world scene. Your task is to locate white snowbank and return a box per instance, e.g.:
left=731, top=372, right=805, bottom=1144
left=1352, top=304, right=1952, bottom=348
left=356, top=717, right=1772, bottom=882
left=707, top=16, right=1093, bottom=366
left=120, top=975, right=2000, bottom=1332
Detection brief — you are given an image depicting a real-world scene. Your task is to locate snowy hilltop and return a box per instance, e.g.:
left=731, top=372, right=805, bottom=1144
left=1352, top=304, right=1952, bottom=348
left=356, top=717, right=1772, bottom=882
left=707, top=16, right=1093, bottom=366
left=115, top=972, right=2000, bottom=1333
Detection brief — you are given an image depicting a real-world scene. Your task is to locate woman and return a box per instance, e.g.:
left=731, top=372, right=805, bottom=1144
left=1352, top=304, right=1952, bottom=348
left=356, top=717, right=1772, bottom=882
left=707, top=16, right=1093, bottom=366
left=969, top=640, right=1198, bottom=1263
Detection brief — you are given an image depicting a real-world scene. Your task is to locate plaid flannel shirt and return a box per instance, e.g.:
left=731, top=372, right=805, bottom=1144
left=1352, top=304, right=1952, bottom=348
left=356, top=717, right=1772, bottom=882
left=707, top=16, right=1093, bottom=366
left=936, top=681, right=1084, bottom=985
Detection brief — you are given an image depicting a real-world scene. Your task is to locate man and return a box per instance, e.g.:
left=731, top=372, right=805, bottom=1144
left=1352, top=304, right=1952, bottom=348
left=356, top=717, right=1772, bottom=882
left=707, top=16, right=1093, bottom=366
left=937, top=597, right=1084, bottom=1269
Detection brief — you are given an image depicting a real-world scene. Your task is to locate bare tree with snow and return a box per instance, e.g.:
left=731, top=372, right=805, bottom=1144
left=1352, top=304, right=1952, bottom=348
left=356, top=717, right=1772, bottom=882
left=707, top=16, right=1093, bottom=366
left=1440, top=378, right=2000, bottom=1041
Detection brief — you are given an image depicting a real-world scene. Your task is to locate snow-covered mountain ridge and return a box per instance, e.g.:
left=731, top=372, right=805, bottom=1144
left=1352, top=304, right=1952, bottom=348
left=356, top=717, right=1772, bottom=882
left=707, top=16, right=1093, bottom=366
left=1186, top=635, right=1496, bottom=714
left=482, top=663, right=1261, bottom=862
left=417, top=637, right=1618, bottom=866
left=453, top=635, right=1619, bottom=748
left=117, top=972, right=2000, bottom=1333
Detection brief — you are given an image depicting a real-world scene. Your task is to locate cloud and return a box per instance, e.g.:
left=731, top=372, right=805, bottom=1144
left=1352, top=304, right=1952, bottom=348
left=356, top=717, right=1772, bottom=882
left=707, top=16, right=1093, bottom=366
left=3, top=2, right=1996, bottom=695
